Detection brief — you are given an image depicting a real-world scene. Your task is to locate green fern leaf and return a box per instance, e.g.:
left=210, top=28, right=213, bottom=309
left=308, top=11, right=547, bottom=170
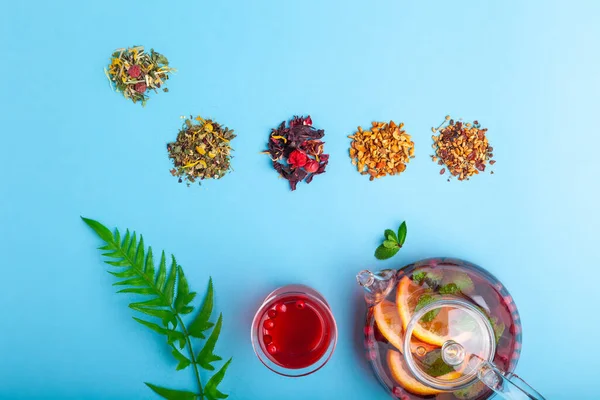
left=171, top=348, right=191, bottom=371
left=188, top=278, right=214, bottom=339
left=113, top=228, right=121, bottom=246
left=204, top=358, right=232, bottom=400
left=129, top=304, right=174, bottom=325
left=113, top=277, right=147, bottom=287
left=106, top=259, right=129, bottom=267
left=81, top=217, right=113, bottom=243
left=179, top=306, right=194, bottom=315
left=163, top=256, right=178, bottom=304
left=127, top=232, right=137, bottom=260
left=107, top=269, right=137, bottom=278
left=133, top=317, right=169, bottom=335
left=144, top=383, right=196, bottom=400
left=145, top=247, right=155, bottom=278
left=174, top=266, right=196, bottom=313
left=121, top=229, right=131, bottom=249
left=156, top=251, right=167, bottom=289
left=118, top=287, right=155, bottom=295
left=130, top=297, right=167, bottom=308
left=196, top=314, right=223, bottom=371
left=135, top=236, right=145, bottom=267
left=82, top=217, right=232, bottom=400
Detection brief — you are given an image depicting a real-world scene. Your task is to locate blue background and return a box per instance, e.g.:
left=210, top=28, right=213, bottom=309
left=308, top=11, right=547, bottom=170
left=1, top=0, right=598, bottom=399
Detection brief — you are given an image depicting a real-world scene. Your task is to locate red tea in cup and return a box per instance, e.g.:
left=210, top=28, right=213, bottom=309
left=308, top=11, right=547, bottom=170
left=251, top=285, right=337, bottom=377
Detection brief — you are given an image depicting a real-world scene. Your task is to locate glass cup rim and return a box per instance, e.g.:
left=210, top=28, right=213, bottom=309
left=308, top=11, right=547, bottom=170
left=250, top=285, right=338, bottom=377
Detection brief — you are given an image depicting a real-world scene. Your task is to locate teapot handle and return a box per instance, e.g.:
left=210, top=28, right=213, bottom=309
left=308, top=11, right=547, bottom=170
left=478, top=361, right=546, bottom=400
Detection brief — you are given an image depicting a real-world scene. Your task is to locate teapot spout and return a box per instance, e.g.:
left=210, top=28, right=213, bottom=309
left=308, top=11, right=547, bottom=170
left=356, top=269, right=397, bottom=305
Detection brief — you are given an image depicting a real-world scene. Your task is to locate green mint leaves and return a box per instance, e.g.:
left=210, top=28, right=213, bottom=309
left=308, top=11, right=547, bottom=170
left=82, top=217, right=231, bottom=400
left=375, top=221, right=407, bottom=260
left=414, top=293, right=440, bottom=322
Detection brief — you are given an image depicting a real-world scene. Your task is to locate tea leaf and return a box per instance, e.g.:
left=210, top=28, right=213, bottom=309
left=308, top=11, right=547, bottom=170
left=398, top=221, right=407, bottom=246
left=144, top=383, right=196, bottom=400
left=375, top=244, right=399, bottom=260
left=384, top=229, right=398, bottom=242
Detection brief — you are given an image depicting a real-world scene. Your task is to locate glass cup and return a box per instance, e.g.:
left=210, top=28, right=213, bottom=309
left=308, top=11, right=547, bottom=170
left=250, top=284, right=337, bottom=377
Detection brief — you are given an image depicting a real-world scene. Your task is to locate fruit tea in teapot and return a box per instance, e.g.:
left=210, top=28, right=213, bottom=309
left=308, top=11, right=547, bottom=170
left=357, top=258, right=545, bottom=400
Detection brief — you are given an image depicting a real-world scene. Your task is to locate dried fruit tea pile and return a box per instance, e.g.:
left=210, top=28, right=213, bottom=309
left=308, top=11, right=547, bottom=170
left=431, top=116, right=495, bottom=181
left=349, top=121, right=415, bottom=181
left=106, top=46, right=175, bottom=106
left=167, top=116, right=236, bottom=186
left=264, top=115, right=329, bottom=191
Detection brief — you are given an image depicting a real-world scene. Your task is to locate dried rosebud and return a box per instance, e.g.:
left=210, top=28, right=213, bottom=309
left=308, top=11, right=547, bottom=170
left=134, top=82, right=147, bottom=93
left=288, top=149, right=308, bottom=168
left=304, top=159, right=319, bottom=173
left=127, top=65, right=141, bottom=78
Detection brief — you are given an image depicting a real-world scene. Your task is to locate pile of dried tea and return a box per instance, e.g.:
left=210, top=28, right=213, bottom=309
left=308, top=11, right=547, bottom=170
left=349, top=121, right=415, bottom=181
left=167, top=116, right=236, bottom=186
left=264, top=115, right=329, bottom=191
left=431, top=116, right=495, bottom=181
left=106, top=46, right=175, bottom=106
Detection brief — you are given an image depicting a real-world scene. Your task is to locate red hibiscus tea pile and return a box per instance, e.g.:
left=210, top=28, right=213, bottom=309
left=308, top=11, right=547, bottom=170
left=264, top=115, right=329, bottom=191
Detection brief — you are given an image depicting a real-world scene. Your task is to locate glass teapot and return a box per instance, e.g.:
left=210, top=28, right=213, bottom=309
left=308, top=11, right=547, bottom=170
left=357, top=258, right=545, bottom=400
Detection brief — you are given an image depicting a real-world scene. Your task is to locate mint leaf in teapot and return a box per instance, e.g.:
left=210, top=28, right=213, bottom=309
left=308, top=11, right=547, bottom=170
left=455, top=381, right=486, bottom=399
left=450, top=272, right=475, bottom=293
left=415, top=293, right=440, bottom=322
left=374, top=221, right=407, bottom=260
left=439, top=283, right=459, bottom=294
left=412, top=271, right=427, bottom=284
left=421, top=349, right=455, bottom=377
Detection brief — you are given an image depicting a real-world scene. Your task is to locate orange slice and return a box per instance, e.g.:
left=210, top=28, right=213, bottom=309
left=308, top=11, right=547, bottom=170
left=374, top=300, right=404, bottom=351
left=387, top=350, right=461, bottom=395
left=397, top=276, right=450, bottom=346
left=374, top=301, right=438, bottom=354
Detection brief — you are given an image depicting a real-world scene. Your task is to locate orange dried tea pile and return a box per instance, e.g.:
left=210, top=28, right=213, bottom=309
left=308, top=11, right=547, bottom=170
left=105, top=46, right=175, bottom=106
left=349, top=121, right=415, bottom=181
left=431, top=116, right=495, bottom=181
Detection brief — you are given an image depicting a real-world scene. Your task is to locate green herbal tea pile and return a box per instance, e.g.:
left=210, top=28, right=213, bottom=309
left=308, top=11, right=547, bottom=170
left=106, top=46, right=175, bottom=106
left=431, top=116, right=495, bottom=181
left=349, top=121, right=415, bottom=181
left=168, top=116, right=236, bottom=186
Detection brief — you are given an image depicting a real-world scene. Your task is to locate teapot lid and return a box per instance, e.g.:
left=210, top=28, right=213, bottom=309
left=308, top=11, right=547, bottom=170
left=403, top=297, right=497, bottom=391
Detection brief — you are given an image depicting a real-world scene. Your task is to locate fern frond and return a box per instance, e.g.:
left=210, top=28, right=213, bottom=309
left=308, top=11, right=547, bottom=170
left=82, top=217, right=231, bottom=400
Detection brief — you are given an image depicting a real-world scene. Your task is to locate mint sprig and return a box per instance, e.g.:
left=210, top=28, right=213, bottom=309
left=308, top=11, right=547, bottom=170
left=82, top=217, right=231, bottom=400
left=375, top=221, right=407, bottom=260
